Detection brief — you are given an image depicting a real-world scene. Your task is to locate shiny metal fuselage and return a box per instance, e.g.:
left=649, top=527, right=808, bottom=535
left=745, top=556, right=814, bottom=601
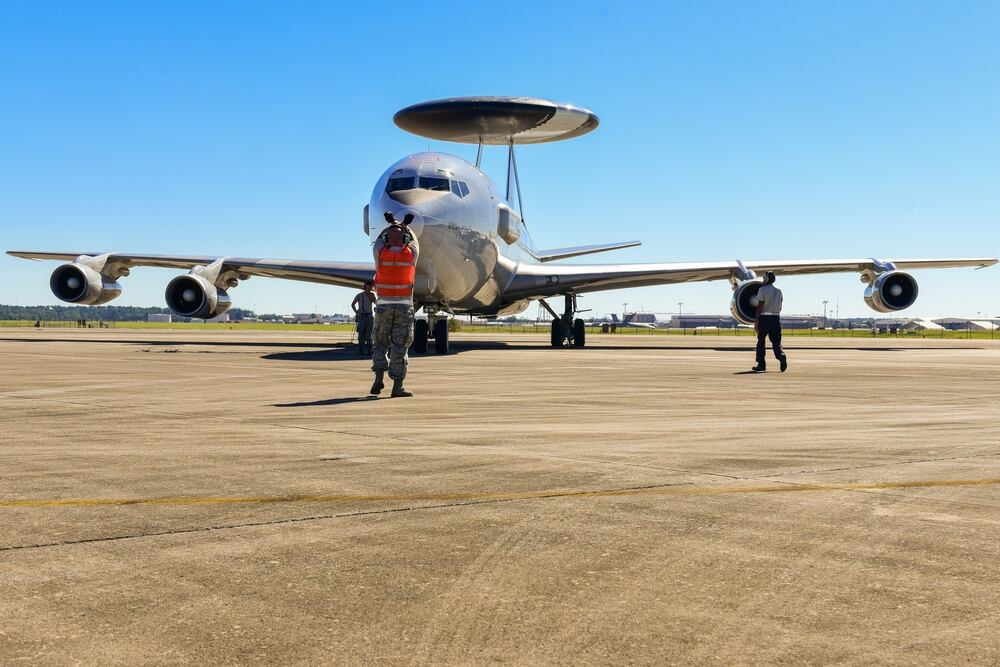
left=369, top=152, right=533, bottom=316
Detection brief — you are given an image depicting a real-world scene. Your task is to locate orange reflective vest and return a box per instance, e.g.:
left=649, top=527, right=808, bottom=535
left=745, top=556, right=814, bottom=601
left=375, top=245, right=416, bottom=299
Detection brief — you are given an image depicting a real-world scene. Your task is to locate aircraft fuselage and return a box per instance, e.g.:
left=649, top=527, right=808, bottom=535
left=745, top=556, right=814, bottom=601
left=368, top=152, right=532, bottom=316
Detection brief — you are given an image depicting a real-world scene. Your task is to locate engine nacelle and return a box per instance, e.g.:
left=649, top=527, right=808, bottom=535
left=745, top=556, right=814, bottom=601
left=864, top=271, right=918, bottom=313
left=50, top=263, right=122, bottom=306
left=165, top=274, right=232, bottom=319
left=730, top=278, right=764, bottom=325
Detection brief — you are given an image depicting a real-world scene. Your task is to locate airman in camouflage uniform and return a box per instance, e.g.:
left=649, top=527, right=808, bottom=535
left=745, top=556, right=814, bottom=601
left=370, top=215, right=419, bottom=397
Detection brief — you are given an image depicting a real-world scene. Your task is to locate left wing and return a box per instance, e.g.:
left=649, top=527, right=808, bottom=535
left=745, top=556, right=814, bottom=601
left=6, top=251, right=375, bottom=289
left=505, top=257, right=998, bottom=298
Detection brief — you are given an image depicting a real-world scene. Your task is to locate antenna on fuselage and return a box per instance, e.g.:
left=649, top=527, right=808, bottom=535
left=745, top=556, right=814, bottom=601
left=392, top=96, right=600, bottom=226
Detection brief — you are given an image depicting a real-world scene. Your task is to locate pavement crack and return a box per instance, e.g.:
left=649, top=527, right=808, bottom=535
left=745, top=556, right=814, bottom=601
left=4, top=478, right=1000, bottom=552
left=0, top=481, right=689, bottom=553
left=753, top=451, right=1000, bottom=478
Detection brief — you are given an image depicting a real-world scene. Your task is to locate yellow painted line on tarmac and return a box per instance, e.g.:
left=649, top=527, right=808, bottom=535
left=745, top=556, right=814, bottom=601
left=2, top=478, right=999, bottom=509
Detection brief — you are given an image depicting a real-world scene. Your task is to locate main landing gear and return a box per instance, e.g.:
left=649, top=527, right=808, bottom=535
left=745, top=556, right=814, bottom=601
left=412, top=310, right=450, bottom=354
left=542, top=294, right=587, bottom=348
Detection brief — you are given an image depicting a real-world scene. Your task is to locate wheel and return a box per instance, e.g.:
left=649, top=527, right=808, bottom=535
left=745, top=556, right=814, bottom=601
left=551, top=319, right=564, bottom=348
left=433, top=318, right=449, bottom=354
left=573, top=318, right=586, bottom=348
left=413, top=319, right=428, bottom=354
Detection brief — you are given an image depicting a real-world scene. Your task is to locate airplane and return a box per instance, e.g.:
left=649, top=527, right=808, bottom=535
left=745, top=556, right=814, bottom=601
left=587, top=313, right=658, bottom=330
left=610, top=313, right=657, bottom=330
left=8, top=96, right=998, bottom=354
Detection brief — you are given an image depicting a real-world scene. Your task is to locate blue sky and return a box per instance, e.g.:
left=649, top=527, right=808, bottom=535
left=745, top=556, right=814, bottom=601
left=2, top=1, right=998, bottom=318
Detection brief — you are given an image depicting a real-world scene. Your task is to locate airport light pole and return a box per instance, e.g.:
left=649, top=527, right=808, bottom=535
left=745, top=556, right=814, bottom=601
left=823, top=300, right=829, bottom=328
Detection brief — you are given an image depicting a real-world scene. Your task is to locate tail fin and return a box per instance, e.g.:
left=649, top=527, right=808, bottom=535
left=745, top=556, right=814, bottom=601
left=611, top=314, right=619, bottom=322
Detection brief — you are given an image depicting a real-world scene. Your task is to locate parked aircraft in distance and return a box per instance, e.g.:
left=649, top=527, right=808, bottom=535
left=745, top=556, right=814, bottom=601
left=9, top=96, right=997, bottom=353
left=609, top=313, right=657, bottom=330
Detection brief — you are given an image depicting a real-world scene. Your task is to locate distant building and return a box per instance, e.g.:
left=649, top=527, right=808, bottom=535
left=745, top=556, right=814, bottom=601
left=289, top=313, right=350, bottom=324
left=670, top=315, right=736, bottom=329
left=147, top=314, right=172, bottom=323
left=933, top=318, right=1000, bottom=331
left=873, top=319, right=908, bottom=334
left=967, top=320, right=999, bottom=331
left=902, top=318, right=943, bottom=331
left=668, top=314, right=822, bottom=329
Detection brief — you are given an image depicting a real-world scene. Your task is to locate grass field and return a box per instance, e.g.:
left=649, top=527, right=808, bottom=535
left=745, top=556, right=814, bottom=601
left=1, top=319, right=996, bottom=339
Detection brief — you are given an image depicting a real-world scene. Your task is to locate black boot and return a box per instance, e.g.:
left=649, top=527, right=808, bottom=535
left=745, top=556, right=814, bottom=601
left=370, top=370, right=385, bottom=395
left=391, top=378, right=413, bottom=398
left=751, top=364, right=766, bottom=372
left=779, top=355, right=788, bottom=373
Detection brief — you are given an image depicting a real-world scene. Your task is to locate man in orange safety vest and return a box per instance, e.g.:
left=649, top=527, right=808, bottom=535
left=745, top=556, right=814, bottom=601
left=370, top=212, right=419, bottom=397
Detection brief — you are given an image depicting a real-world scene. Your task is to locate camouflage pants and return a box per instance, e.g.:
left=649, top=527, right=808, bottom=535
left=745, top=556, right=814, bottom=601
left=372, top=304, right=414, bottom=380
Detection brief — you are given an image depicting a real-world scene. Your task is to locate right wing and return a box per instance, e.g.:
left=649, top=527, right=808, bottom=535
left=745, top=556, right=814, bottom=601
left=7, top=251, right=375, bottom=289
left=504, top=257, right=998, bottom=298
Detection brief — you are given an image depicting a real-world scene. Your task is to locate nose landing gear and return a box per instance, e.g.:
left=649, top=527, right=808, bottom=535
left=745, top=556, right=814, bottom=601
left=412, top=308, right=450, bottom=354
left=542, top=294, right=587, bottom=348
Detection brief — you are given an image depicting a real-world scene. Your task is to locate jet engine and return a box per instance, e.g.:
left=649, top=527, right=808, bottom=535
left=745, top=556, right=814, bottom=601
left=165, top=274, right=231, bottom=319
left=730, top=278, right=764, bottom=325
left=864, top=271, right=918, bottom=313
left=49, top=263, right=122, bottom=305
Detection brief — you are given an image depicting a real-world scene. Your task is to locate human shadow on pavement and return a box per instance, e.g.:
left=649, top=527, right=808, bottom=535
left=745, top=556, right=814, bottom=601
left=273, top=396, right=380, bottom=407
left=263, top=348, right=370, bottom=362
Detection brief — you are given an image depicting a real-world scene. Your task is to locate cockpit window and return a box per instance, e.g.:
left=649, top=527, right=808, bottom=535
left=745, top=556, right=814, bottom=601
left=459, top=181, right=470, bottom=197
left=450, top=180, right=462, bottom=197
left=418, top=176, right=450, bottom=192
left=386, top=176, right=415, bottom=193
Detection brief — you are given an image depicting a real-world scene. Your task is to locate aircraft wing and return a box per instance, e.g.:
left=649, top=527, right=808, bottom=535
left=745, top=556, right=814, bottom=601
left=504, top=257, right=998, bottom=298
left=6, top=251, right=375, bottom=289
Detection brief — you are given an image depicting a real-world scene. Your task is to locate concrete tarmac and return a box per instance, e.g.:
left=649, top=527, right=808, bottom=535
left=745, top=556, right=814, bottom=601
left=1, top=328, right=999, bottom=665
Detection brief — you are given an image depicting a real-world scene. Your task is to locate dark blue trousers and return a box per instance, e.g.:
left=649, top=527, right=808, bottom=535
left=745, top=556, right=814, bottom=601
left=756, top=315, right=785, bottom=366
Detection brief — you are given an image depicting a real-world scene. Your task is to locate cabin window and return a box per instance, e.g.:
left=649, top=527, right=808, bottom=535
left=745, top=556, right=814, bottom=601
left=386, top=176, right=415, bottom=192
left=418, top=176, right=450, bottom=192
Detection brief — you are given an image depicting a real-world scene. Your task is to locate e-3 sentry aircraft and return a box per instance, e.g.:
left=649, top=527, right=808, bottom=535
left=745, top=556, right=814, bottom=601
left=9, top=97, right=997, bottom=353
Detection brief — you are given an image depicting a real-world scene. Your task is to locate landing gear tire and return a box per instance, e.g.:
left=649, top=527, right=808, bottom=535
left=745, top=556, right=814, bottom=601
left=413, top=319, right=428, bottom=354
left=551, top=319, right=565, bottom=348
left=433, top=318, right=449, bottom=354
left=573, top=319, right=586, bottom=348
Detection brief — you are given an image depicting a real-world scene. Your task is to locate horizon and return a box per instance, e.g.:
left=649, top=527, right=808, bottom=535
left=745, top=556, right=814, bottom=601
left=2, top=302, right=997, bottom=323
